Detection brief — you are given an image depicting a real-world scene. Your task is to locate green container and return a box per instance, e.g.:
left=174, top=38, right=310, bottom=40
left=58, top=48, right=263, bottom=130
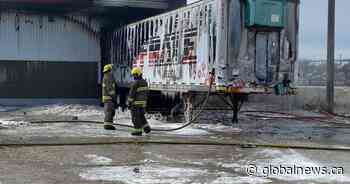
left=245, top=0, right=286, bottom=28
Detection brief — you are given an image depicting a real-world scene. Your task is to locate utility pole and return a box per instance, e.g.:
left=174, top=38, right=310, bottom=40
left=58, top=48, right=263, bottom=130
left=327, top=0, right=335, bottom=113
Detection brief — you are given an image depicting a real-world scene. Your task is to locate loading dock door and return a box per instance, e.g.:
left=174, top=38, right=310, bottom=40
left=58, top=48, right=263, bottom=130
left=0, top=61, right=98, bottom=98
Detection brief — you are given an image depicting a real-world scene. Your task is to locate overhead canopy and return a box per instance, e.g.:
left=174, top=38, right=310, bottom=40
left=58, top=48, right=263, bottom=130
left=94, top=0, right=170, bottom=10
left=0, top=0, right=91, bottom=13
left=0, top=0, right=185, bottom=12
left=0, top=0, right=87, bottom=3
left=0, top=0, right=186, bottom=27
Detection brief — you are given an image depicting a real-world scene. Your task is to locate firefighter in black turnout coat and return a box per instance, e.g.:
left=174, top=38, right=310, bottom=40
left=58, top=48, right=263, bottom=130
left=128, top=67, right=151, bottom=136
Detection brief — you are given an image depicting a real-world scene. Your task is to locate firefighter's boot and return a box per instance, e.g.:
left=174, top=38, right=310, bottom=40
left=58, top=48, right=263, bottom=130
left=131, top=129, right=143, bottom=136
left=104, top=122, right=116, bottom=130
left=143, top=125, right=151, bottom=134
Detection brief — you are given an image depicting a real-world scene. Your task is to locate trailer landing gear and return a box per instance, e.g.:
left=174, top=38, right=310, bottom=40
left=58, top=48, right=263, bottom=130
left=229, top=94, right=247, bottom=124
left=183, top=93, right=194, bottom=123
left=218, top=93, right=247, bottom=125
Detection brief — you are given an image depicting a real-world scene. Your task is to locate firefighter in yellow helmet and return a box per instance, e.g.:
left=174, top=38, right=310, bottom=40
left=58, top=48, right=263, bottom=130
left=102, top=64, right=116, bottom=130
left=128, top=67, right=151, bottom=136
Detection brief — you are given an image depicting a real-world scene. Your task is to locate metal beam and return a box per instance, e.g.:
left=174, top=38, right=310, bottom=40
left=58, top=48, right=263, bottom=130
left=326, top=0, right=335, bottom=113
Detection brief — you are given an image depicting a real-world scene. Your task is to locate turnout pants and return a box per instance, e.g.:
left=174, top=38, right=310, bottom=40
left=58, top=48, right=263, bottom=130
left=131, top=107, right=148, bottom=130
left=104, top=100, right=116, bottom=124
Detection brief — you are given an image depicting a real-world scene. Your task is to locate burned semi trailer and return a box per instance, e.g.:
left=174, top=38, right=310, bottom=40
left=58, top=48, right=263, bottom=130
left=111, top=0, right=299, bottom=123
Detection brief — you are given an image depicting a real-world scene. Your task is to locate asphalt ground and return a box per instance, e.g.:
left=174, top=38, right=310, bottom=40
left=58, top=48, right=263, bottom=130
left=0, top=104, right=350, bottom=184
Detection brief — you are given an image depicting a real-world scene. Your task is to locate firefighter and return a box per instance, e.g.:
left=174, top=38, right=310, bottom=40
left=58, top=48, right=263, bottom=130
left=128, top=67, right=151, bottom=136
left=102, top=64, right=117, bottom=130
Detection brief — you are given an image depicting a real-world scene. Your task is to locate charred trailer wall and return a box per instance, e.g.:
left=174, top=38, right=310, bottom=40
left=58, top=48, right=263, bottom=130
left=111, top=0, right=299, bottom=93
left=108, top=0, right=299, bottom=115
left=0, top=12, right=101, bottom=98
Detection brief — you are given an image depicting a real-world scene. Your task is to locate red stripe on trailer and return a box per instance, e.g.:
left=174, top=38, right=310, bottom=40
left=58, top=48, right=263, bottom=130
left=182, top=59, right=197, bottom=64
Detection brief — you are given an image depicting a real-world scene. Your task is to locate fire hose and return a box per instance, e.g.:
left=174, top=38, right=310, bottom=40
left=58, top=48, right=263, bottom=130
left=1, top=137, right=350, bottom=151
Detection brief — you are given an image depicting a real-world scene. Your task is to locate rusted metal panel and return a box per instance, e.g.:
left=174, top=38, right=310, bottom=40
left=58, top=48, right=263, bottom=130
left=0, top=12, right=100, bottom=62
left=111, top=0, right=299, bottom=93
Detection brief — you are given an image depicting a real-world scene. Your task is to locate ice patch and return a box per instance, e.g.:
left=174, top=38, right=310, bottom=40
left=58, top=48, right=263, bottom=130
left=221, top=163, right=242, bottom=169
left=212, top=176, right=272, bottom=184
left=148, top=120, right=210, bottom=136
left=31, top=104, right=104, bottom=117
left=80, top=165, right=207, bottom=184
left=0, top=119, right=29, bottom=126
left=172, top=128, right=209, bottom=135
left=0, top=106, right=19, bottom=112
left=197, top=123, right=242, bottom=133
left=254, top=149, right=350, bottom=183
left=85, top=154, right=113, bottom=165
left=146, top=152, right=205, bottom=166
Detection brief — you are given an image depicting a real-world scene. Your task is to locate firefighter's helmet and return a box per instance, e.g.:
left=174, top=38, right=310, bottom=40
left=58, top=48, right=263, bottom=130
left=103, top=64, right=113, bottom=73
left=131, top=67, right=142, bottom=77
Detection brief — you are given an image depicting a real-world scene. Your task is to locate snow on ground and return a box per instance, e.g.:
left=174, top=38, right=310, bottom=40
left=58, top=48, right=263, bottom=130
left=0, top=104, right=211, bottom=136
left=30, top=104, right=104, bottom=118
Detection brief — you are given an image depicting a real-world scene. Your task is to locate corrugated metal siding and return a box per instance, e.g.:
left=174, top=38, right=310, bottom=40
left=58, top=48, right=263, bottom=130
left=0, top=61, right=98, bottom=98
left=0, top=12, right=100, bottom=62
left=94, top=0, right=169, bottom=9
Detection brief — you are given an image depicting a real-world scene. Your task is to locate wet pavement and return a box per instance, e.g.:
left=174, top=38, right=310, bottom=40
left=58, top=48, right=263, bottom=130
left=0, top=104, right=350, bottom=184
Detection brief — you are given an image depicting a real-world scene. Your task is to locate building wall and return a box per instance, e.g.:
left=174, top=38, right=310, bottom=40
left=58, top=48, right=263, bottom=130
left=0, top=12, right=101, bottom=98
left=0, top=61, right=98, bottom=98
left=0, top=12, right=100, bottom=62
